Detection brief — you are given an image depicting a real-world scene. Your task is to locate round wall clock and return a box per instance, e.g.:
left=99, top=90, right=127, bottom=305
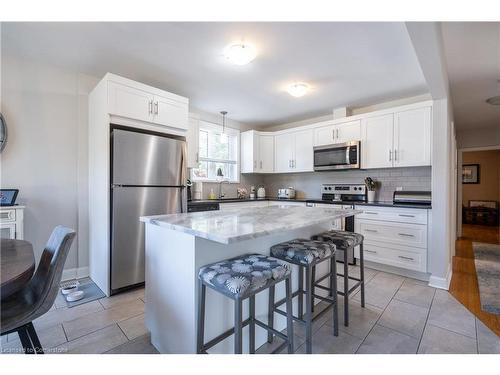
left=0, top=113, right=7, bottom=152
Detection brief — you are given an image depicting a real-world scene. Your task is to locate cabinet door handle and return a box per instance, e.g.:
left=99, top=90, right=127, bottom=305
left=399, top=214, right=415, bottom=218
left=154, top=101, right=159, bottom=115
left=260, top=161, right=263, bottom=169
left=398, top=233, right=415, bottom=238
left=365, top=229, right=378, bottom=233
left=398, top=255, right=415, bottom=261
left=389, top=149, right=392, bottom=161
left=292, top=160, right=295, bottom=168
left=364, top=211, right=378, bottom=215
left=254, top=161, right=257, bottom=169
left=148, top=100, right=153, bottom=114
left=196, top=152, right=199, bottom=163
left=394, top=149, right=398, bottom=161
left=365, top=249, right=377, bottom=254
left=336, top=129, right=339, bottom=140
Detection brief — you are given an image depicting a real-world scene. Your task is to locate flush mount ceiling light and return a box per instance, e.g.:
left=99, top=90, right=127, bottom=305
left=287, top=82, right=310, bottom=98
left=486, top=95, right=500, bottom=105
left=223, top=42, right=256, bottom=65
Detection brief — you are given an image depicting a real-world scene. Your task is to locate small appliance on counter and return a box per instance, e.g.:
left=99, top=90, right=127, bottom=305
left=249, top=185, right=256, bottom=199
left=393, top=191, right=431, bottom=205
left=278, top=187, right=296, bottom=199
left=257, top=185, right=266, bottom=199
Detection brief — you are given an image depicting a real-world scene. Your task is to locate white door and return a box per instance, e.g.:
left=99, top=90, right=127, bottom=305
left=259, top=135, right=274, bottom=173
left=293, top=129, right=314, bottom=172
left=314, top=123, right=336, bottom=146
left=0, top=223, right=16, bottom=239
left=337, top=120, right=361, bottom=143
left=361, top=114, right=394, bottom=169
left=153, top=95, right=189, bottom=130
left=108, top=81, right=153, bottom=123
left=393, top=107, right=431, bottom=167
left=186, top=116, right=200, bottom=169
left=274, top=133, right=294, bottom=172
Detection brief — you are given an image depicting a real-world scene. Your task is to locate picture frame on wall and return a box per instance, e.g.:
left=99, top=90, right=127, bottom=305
left=462, top=164, right=480, bottom=184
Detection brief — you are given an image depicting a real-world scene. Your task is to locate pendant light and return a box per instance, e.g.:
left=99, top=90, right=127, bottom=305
left=220, top=111, right=228, bottom=144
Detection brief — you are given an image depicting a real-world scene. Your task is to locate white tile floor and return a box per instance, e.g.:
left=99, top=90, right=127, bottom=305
left=1, top=265, right=499, bottom=354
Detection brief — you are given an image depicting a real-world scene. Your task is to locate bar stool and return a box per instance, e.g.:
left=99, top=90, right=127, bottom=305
left=311, top=231, right=365, bottom=327
left=269, top=239, right=338, bottom=354
left=197, top=254, right=294, bottom=354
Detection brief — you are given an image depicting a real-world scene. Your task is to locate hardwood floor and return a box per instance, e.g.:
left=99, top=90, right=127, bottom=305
left=449, top=224, right=500, bottom=336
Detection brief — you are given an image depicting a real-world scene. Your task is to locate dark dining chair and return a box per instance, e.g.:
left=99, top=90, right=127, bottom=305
left=1, top=226, right=76, bottom=354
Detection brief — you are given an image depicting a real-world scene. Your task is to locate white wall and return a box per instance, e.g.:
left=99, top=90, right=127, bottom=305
left=1, top=54, right=99, bottom=277
left=456, top=127, right=500, bottom=149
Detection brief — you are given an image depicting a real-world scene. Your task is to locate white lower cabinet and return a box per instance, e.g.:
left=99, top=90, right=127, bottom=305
left=0, top=206, right=24, bottom=240
left=354, top=205, right=429, bottom=273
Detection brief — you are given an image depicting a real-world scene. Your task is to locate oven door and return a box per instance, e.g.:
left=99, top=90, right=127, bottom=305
left=313, top=141, right=360, bottom=171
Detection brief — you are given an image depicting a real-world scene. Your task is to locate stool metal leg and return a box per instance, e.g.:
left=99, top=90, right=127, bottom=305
left=249, top=295, right=256, bottom=354
left=285, top=276, right=294, bottom=354
left=311, top=266, right=316, bottom=313
left=196, top=281, right=206, bottom=354
left=267, top=285, right=275, bottom=343
left=305, top=266, right=313, bottom=354
left=234, top=299, right=243, bottom=354
left=360, top=243, right=365, bottom=308
left=298, top=266, right=304, bottom=320
left=331, top=256, right=339, bottom=336
left=343, top=248, right=349, bottom=327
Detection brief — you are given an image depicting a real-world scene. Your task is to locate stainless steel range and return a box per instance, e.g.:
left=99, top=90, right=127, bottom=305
left=321, top=183, right=366, bottom=203
left=321, top=183, right=366, bottom=265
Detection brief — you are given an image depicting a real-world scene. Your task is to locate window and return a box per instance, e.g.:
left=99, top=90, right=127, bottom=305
left=192, top=121, right=239, bottom=182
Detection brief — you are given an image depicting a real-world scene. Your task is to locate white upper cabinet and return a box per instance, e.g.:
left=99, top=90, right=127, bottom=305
left=241, top=131, right=274, bottom=173
left=275, top=129, right=313, bottom=173
left=106, top=74, right=188, bottom=131
left=153, top=94, right=189, bottom=130
left=361, top=114, right=394, bottom=169
left=361, top=106, right=432, bottom=169
left=108, top=81, right=153, bottom=123
left=393, top=106, right=431, bottom=167
left=259, top=135, right=275, bottom=173
left=274, top=132, right=294, bottom=173
left=293, top=129, right=314, bottom=172
left=314, top=120, right=361, bottom=146
left=337, top=120, right=361, bottom=144
left=186, top=115, right=200, bottom=169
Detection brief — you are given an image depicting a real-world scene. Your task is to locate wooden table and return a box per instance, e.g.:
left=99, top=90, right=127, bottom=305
left=1, top=239, right=35, bottom=300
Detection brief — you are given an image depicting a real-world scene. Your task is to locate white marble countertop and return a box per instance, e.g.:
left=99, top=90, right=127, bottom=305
left=141, top=206, right=361, bottom=244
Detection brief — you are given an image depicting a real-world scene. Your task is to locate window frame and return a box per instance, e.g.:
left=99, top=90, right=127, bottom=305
left=192, top=120, right=240, bottom=183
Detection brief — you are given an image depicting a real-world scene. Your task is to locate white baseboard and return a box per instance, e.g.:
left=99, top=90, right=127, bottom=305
left=428, top=264, right=453, bottom=290
left=61, top=266, right=89, bottom=281
left=362, top=260, right=430, bottom=282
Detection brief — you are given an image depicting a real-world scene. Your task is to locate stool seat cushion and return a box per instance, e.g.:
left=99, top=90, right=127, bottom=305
left=311, top=230, right=364, bottom=249
left=270, top=239, right=335, bottom=265
left=198, top=254, right=291, bottom=299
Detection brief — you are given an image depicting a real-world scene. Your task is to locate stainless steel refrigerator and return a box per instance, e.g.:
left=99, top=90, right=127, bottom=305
left=110, top=127, right=187, bottom=294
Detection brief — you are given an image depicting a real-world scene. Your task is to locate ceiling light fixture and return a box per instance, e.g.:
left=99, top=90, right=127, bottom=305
left=223, top=42, right=256, bottom=65
left=287, top=82, right=310, bottom=98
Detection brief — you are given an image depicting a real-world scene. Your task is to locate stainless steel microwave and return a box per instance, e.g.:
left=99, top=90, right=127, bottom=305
left=313, top=141, right=360, bottom=171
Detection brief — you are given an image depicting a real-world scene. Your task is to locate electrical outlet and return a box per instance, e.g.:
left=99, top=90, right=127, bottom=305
left=396, top=186, right=403, bottom=191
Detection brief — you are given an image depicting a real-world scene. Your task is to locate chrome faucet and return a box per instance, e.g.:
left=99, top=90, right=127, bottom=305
left=218, top=180, right=230, bottom=199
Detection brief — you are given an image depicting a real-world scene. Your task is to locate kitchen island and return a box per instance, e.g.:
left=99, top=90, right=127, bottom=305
left=140, top=205, right=361, bottom=353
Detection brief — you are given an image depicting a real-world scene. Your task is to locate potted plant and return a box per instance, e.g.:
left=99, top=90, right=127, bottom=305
left=364, top=177, right=377, bottom=203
